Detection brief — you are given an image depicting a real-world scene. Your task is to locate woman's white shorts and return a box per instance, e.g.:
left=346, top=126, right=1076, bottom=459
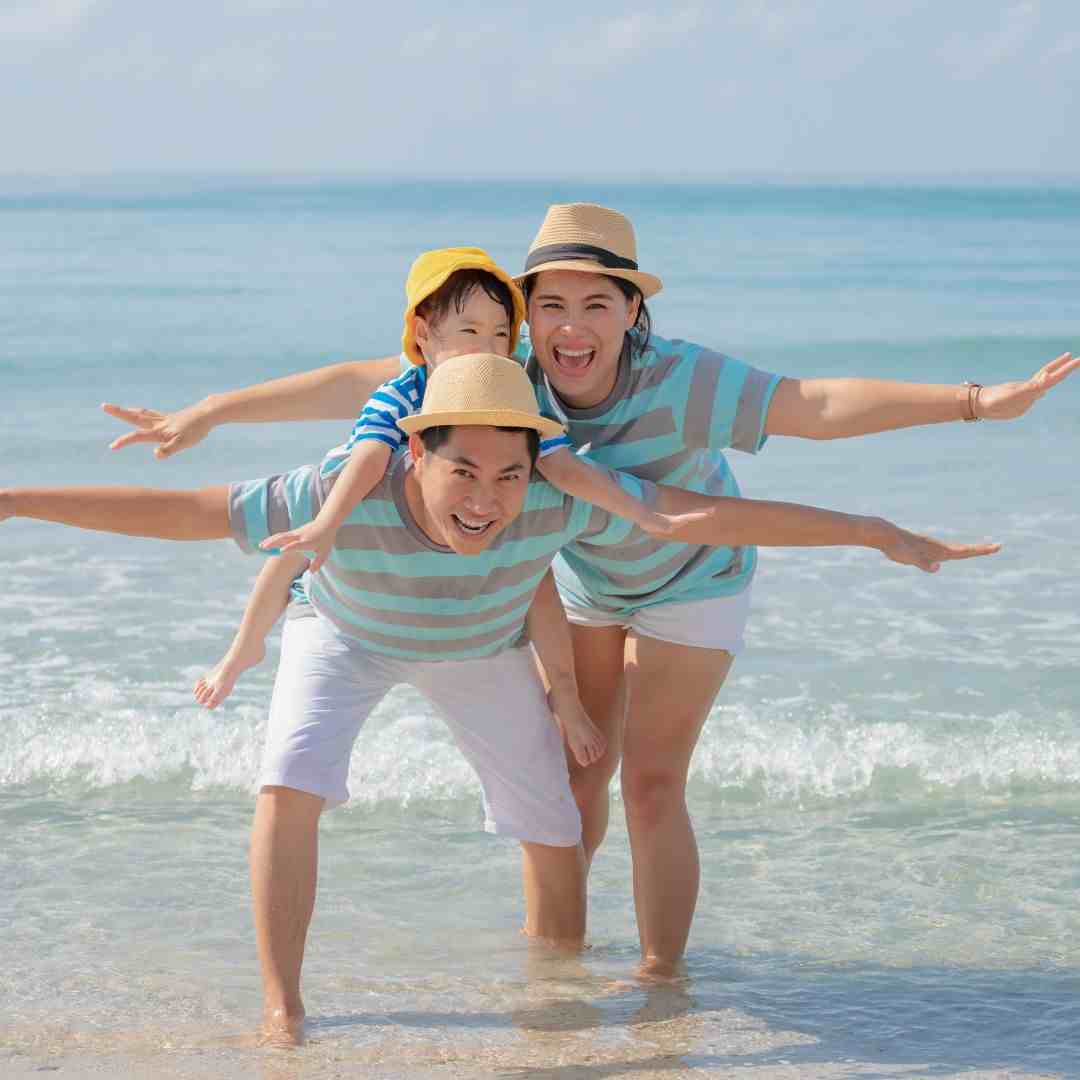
left=261, top=614, right=581, bottom=847
left=561, top=587, right=752, bottom=654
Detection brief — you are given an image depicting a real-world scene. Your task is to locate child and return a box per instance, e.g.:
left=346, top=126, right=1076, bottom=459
left=195, top=248, right=686, bottom=765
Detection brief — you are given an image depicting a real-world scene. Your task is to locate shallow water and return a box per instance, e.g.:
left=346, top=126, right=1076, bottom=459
left=2, top=178, right=1079, bottom=1077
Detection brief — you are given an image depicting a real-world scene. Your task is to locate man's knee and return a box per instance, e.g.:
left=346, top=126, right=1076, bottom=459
left=621, top=767, right=686, bottom=831
left=256, top=785, right=325, bottom=827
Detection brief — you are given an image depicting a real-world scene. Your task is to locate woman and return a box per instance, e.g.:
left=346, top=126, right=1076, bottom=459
left=103, top=203, right=1077, bottom=978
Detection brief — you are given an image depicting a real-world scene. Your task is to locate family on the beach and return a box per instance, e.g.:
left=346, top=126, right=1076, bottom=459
left=4, top=202, right=1075, bottom=1044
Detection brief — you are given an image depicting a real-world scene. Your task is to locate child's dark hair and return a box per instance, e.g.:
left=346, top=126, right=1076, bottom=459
left=521, top=273, right=651, bottom=356
left=419, top=424, right=541, bottom=468
left=415, top=269, right=516, bottom=332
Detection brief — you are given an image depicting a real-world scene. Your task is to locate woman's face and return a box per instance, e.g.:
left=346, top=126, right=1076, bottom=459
left=526, top=270, right=639, bottom=409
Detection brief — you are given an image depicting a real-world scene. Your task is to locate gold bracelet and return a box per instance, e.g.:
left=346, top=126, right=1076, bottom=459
left=962, top=381, right=983, bottom=422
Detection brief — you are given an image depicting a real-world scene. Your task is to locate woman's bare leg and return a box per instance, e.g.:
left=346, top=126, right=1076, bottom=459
left=566, top=623, right=628, bottom=867
left=619, top=634, right=734, bottom=977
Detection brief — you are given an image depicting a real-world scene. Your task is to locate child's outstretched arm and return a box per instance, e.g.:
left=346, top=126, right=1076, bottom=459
left=650, top=485, right=1001, bottom=572
left=538, top=448, right=703, bottom=537
left=525, top=569, right=606, bottom=768
left=258, top=441, right=393, bottom=571
left=103, top=355, right=402, bottom=460
left=194, top=552, right=309, bottom=710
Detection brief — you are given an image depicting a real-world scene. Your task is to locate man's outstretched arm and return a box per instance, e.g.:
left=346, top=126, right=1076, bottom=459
left=0, top=485, right=232, bottom=540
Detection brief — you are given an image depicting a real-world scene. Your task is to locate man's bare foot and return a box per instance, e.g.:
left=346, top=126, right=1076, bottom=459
left=258, top=1005, right=306, bottom=1048
left=548, top=690, right=607, bottom=767
left=193, top=638, right=266, bottom=709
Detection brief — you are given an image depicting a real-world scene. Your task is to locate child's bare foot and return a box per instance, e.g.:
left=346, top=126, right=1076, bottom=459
left=194, top=638, right=266, bottom=709
left=549, top=690, right=607, bottom=767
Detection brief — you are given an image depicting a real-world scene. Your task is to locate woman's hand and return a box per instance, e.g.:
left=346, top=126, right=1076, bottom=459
left=868, top=518, right=1001, bottom=572
left=972, top=352, right=1080, bottom=420
left=102, top=401, right=215, bottom=459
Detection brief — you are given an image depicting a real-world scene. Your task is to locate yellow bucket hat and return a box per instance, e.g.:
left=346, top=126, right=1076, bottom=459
left=402, top=247, right=526, bottom=366
left=397, top=353, right=565, bottom=441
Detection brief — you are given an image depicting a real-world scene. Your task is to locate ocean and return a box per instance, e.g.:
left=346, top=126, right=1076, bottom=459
left=2, top=177, right=1079, bottom=1079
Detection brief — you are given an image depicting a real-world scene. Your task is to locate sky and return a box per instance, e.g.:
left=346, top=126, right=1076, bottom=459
left=1, top=0, right=1078, bottom=179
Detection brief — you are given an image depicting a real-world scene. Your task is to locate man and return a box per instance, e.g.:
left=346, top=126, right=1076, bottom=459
left=0, top=353, right=998, bottom=1041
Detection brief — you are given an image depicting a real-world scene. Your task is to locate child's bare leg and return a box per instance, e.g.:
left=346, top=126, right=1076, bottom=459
left=195, top=553, right=309, bottom=709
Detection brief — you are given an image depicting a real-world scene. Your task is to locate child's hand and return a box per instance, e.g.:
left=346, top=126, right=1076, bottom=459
left=638, top=508, right=714, bottom=540
left=870, top=518, right=1001, bottom=572
left=102, top=401, right=214, bottom=460
left=548, top=686, right=607, bottom=768
left=260, top=523, right=336, bottom=572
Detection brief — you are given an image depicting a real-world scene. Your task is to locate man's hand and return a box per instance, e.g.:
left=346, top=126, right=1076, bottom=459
left=102, top=401, right=214, bottom=459
left=868, top=518, right=1001, bottom=572
left=260, top=523, right=336, bottom=573
left=975, top=352, right=1080, bottom=420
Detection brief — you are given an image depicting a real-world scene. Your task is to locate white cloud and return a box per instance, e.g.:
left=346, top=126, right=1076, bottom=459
left=1046, top=29, right=1080, bottom=59
left=939, top=1, right=1041, bottom=77
left=553, top=6, right=706, bottom=70
left=400, top=22, right=500, bottom=59
left=80, top=32, right=165, bottom=83
left=731, top=0, right=820, bottom=42
left=0, top=0, right=98, bottom=39
left=401, top=25, right=440, bottom=58
left=192, top=41, right=278, bottom=91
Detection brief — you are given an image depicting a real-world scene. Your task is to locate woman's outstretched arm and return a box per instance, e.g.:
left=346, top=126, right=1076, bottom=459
left=764, top=351, right=1078, bottom=439
left=103, top=355, right=402, bottom=459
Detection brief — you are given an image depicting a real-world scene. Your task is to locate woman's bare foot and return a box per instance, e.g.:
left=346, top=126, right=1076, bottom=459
left=194, top=637, right=266, bottom=709
left=548, top=689, right=607, bottom=767
left=258, top=1005, right=306, bottom=1048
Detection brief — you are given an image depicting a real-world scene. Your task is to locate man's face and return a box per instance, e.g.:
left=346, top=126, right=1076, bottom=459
left=414, top=286, right=513, bottom=368
left=410, top=426, right=532, bottom=554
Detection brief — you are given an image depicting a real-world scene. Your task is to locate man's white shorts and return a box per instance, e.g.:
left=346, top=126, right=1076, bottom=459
left=262, top=615, right=581, bottom=847
left=561, top=587, right=752, bottom=654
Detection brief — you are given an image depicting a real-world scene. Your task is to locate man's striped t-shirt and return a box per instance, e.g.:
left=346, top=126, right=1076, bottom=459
left=228, top=446, right=641, bottom=661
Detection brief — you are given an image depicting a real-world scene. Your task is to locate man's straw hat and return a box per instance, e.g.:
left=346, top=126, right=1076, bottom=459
left=397, top=353, right=565, bottom=440
left=402, top=247, right=526, bottom=366
left=516, top=203, right=663, bottom=299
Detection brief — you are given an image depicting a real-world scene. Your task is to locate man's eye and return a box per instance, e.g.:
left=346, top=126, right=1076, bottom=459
left=453, top=469, right=473, bottom=478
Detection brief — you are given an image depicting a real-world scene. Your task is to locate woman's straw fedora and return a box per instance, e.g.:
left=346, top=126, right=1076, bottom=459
left=397, top=353, right=565, bottom=441
left=517, top=203, right=663, bottom=299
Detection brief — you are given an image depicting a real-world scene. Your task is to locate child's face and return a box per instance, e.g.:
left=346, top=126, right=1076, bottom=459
left=415, top=286, right=513, bottom=368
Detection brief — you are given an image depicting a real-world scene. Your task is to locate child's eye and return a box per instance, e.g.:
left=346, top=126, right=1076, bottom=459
left=461, top=328, right=477, bottom=334
left=541, top=302, right=563, bottom=310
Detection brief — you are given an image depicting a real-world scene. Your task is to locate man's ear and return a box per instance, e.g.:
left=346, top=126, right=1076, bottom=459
left=408, top=432, right=426, bottom=465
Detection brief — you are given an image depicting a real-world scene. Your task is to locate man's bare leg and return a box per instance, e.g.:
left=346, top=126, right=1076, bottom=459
left=250, top=785, right=324, bottom=1044
left=520, top=840, right=587, bottom=947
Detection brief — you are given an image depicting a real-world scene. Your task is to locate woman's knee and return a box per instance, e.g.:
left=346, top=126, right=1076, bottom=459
left=620, top=766, right=688, bottom=830
left=568, top=754, right=617, bottom=809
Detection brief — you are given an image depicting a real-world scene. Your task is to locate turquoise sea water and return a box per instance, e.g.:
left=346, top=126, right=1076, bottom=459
left=2, top=178, right=1079, bottom=1077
